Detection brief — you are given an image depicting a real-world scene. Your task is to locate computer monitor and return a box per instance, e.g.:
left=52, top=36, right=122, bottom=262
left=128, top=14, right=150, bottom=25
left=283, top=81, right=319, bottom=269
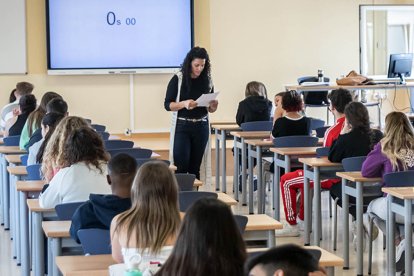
left=387, top=53, right=413, bottom=84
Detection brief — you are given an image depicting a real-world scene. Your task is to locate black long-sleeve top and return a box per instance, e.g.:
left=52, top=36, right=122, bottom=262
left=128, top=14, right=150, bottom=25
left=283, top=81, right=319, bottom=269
left=235, top=96, right=272, bottom=126
left=164, top=75, right=213, bottom=119
left=272, top=116, right=311, bottom=138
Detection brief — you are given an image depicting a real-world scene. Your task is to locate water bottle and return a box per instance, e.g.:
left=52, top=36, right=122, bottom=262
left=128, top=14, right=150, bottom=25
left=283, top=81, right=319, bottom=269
left=318, top=70, right=324, bottom=82
left=124, top=254, right=142, bottom=276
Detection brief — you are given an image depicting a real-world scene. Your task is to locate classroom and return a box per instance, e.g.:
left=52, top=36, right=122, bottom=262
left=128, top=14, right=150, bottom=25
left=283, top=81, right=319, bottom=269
left=1, top=0, right=414, bottom=275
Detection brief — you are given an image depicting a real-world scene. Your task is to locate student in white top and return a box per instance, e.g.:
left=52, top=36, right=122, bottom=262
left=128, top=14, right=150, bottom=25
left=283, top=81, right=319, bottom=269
left=39, top=126, right=111, bottom=208
left=1, top=82, right=34, bottom=129
left=110, top=161, right=180, bottom=273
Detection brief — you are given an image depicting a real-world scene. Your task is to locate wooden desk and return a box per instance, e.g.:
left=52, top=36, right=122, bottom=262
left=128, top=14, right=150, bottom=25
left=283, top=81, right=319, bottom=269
left=270, top=147, right=319, bottom=220
left=382, top=187, right=414, bottom=275
left=5, top=154, right=22, bottom=164
left=211, top=124, right=240, bottom=192
left=299, top=157, right=342, bottom=246
left=336, top=172, right=381, bottom=274
left=230, top=131, right=270, bottom=205
left=56, top=255, right=115, bottom=276
left=217, top=192, right=238, bottom=206
left=7, top=165, right=27, bottom=176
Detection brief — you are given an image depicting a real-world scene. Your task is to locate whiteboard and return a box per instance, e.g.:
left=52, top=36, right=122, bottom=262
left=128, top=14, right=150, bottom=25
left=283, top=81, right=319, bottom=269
left=0, top=0, right=27, bottom=74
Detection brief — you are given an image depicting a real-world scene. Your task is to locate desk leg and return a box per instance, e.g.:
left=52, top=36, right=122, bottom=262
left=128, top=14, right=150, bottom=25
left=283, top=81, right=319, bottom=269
left=0, top=154, right=4, bottom=225
left=221, top=131, right=227, bottom=193
left=273, top=154, right=281, bottom=220
left=50, top=237, right=62, bottom=276
left=342, top=179, right=349, bottom=269
left=314, top=167, right=321, bottom=246
left=215, top=129, right=220, bottom=191
left=33, top=212, right=44, bottom=276
left=356, top=182, right=363, bottom=276
left=233, top=136, right=239, bottom=201
left=257, top=146, right=263, bottom=214
left=2, top=156, right=10, bottom=229
left=241, top=138, right=247, bottom=205
left=11, top=174, right=21, bottom=263
left=248, top=144, right=254, bottom=214
left=19, top=191, right=29, bottom=276
left=325, top=267, right=334, bottom=276
left=304, top=164, right=310, bottom=246
left=387, top=195, right=396, bottom=275
left=405, top=199, right=412, bottom=276
left=268, top=230, right=275, bottom=247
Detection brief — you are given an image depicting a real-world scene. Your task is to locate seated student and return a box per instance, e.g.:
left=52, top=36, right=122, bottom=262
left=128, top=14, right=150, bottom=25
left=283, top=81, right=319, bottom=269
left=19, top=91, right=61, bottom=150
left=110, top=161, right=180, bottom=271
left=277, top=89, right=352, bottom=236
left=26, top=97, right=68, bottom=149
left=40, top=116, right=89, bottom=182
left=236, top=81, right=272, bottom=126
left=246, top=244, right=326, bottom=276
left=5, top=94, right=37, bottom=137
left=272, top=91, right=285, bottom=123
left=1, top=82, right=34, bottom=130
left=39, top=126, right=111, bottom=208
left=70, top=153, right=137, bottom=243
left=362, top=112, right=414, bottom=272
left=27, top=113, right=64, bottom=165
left=156, top=198, right=246, bottom=276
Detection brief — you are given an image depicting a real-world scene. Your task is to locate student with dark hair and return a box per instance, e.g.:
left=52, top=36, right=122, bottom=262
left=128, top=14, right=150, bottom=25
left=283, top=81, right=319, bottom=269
left=27, top=112, right=64, bottom=165
left=246, top=244, right=325, bottom=276
left=70, top=153, right=137, bottom=243
left=236, top=81, right=272, bottom=126
left=1, top=82, right=34, bottom=129
left=5, top=94, right=37, bottom=137
left=156, top=198, right=246, bottom=276
left=164, top=46, right=217, bottom=183
left=39, top=126, right=111, bottom=208
left=46, top=98, right=68, bottom=115
left=19, top=91, right=62, bottom=149
left=272, top=91, right=286, bottom=123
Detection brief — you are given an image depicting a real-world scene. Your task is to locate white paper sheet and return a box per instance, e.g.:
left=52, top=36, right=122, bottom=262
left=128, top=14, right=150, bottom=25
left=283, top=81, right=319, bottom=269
left=196, top=92, right=220, bottom=107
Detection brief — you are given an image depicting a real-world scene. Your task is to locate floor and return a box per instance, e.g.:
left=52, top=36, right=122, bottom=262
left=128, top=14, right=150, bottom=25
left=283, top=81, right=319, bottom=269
left=0, top=177, right=388, bottom=276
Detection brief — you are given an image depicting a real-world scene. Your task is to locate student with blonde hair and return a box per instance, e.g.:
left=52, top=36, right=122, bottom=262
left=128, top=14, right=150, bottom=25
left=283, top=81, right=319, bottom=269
left=362, top=111, right=414, bottom=272
left=236, top=81, right=272, bottom=126
left=110, top=161, right=180, bottom=272
left=41, top=116, right=90, bottom=182
left=39, top=126, right=110, bottom=208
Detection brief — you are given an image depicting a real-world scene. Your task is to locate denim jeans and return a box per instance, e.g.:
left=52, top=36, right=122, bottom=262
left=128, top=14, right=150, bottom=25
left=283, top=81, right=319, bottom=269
left=173, top=119, right=209, bottom=180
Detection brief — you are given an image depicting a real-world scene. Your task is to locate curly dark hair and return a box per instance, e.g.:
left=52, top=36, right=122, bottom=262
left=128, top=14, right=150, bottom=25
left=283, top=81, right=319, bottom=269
left=281, top=90, right=303, bottom=112
left=61, top=126, right=109, bottom=173
left=181, top=46, right=211, bottom=92
left=328, top=88, right=352, bottom=113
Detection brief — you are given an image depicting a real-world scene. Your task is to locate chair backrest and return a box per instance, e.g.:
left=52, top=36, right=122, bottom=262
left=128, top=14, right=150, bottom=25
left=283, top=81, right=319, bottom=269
left=104, top=140, right=134, bottom=150
left=175, top=173, right=196, bottom=191
left=310, top=118, right=325, bottom=130
left=178, top=191, right=218, bottom=212
left=297, top=76, right=330, bottom=105
left=273, top=136, right=318, bottom=148
left=384, top=171, right=414, bottom=205
left=234, top=215, right=248, bottom=234
left=25, top=164, right=42, bottom=180
left=97, top=131, right=110, bottom=141
left=91, top=124, right=106, bottom=132
left=342, top=156, right=367, bottom=172
left=316, top=147, right=330, bottom=157
left=20, top=154, right=28, bottom=166
left=77, top=229, right=111, bottom=255
left=240, top=121, right=272, bottom=131
left=55, top=202, right=84, bottom=220
left=108, top=148, right=152, bottom=159
left=4, top=135, right=20, bottom=146
left=315, top=126, right=330, bottom=138
left=135, top=158, right=170, bottom=169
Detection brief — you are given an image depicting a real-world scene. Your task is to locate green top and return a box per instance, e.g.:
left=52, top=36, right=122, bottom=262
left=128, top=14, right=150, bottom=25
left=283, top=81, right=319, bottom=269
left=19, top=120, right=37, bottom=150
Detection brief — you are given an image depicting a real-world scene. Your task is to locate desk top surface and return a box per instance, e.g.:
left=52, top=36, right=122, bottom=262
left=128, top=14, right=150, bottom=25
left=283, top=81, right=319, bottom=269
left=270, top=147, right=319, bottom=155
left=16, top=180, right=45, bottom=192
left=0, top=145, right=26, bottom=154
left=245, top=139, right=273, bottom=147
left=5, top=154, right=22, bottom=164
left=286, top=82, right=414, bottom=91
left=230, top=131, right=270, bottom=139
left=56, top=255, right=115, bottom=276
left=336, top=171, right=382, bottom=182
left=211, top=124, right=240, bottom=131
left=382, top=187, right=414, bottom=199
left=217, top=192, right=238, bottom=206
left=298, top=157, right=342, bottom=167
left=7, top=165, right=27, bottom=175
left=27, top=199, right=54, bottom=212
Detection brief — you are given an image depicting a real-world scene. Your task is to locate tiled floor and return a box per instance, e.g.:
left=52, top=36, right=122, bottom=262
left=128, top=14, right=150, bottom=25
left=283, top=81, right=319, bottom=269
left=0, top=177, right=389, bottom=275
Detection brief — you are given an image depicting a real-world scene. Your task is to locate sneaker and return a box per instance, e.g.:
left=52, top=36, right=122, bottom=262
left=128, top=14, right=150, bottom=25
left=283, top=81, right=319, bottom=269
left=363, top=213, right=379, bottom=241
left=352, top=221, right=367, bottom=252
left=396, top=239, right=406, bottom=272
left=296, top=217, right=305, bottom=232
left=275, top=221, right=300, bottom=237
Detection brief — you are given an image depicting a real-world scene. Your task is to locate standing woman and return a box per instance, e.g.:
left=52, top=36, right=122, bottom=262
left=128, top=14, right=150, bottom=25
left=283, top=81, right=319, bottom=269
left=164, top=47, right=218, bottom=183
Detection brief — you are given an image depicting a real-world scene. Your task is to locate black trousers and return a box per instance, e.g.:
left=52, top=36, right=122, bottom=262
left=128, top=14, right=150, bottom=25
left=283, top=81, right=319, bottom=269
left=173, top=119, right=209, bottom=180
